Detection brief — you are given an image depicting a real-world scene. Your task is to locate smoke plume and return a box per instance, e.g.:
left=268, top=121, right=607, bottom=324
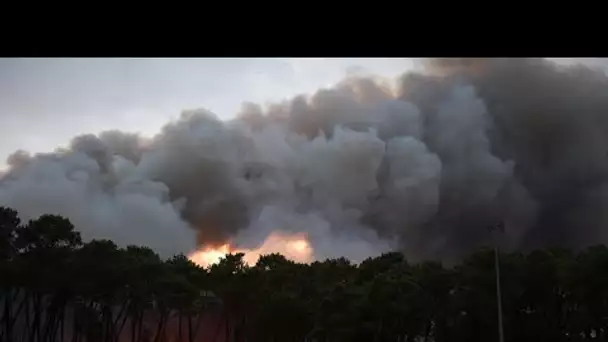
left=1, top=58, right=607, bottom=261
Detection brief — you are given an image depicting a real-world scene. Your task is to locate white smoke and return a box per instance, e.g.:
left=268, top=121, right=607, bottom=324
left=0, top=151, right=195, bottom=257
left=10, top=59, right=593, bottom=261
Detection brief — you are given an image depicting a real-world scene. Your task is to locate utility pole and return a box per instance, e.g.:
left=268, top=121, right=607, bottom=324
left=490, top=222, right=505, bottom=342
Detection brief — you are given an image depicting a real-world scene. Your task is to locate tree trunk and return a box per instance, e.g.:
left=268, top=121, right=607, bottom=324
left=1, top=288, right=23, bottom=340
left=42, top=305, right=58, bottom=342
left=226, top=314, right=231, bottom=342
left=2, top=288, right=11, bottom=340
left=30, top=293, right=43, bottom=342
left=71, top=307, right=79, bottom=342
left=423, top=320, right=432, bottom=342
left=55, top=305, right=66, bottom=342
left=153, top=310, right=168, bottom=342
left=23, top=296, right=32, bottom=342
left=178, top=312, right=183, bottom=342
left=43, top=296, right=66, bottom=342
left=187, top=314, right=193, bottom=342
left=8, top=290, right=29, bottom=341
left=137, top=311, right=145, bottom=342
left=131, top=313, right=137, bottom=342
left=115, top=306, right=131, bottom=342
left=58, top=306, right=64, bottom=342
left=211, top=313, right=223, bottom=342
left=112, top=302, right=129, bottom=342
left=192, top=311, right=205, bottom=342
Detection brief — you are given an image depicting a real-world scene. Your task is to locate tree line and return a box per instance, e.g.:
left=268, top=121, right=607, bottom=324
left=2, top=206, right=608, bottom=342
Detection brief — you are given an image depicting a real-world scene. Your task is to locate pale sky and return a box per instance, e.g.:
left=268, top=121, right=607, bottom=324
left=0, top=58, right=415, bottom=166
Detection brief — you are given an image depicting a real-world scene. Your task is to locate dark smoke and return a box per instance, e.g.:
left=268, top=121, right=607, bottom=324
left=1, top=58, right=607, bottom=262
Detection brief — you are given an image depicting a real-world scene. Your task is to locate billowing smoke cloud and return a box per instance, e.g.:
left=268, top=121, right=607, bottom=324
left=1, top=58, right=607, bottom=261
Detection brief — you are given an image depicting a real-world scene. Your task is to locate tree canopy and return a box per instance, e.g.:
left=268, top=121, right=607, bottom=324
left=1, top=206, right=608, bottom=342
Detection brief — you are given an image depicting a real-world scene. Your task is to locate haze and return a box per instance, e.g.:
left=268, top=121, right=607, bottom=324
left=0, top=58, right=414, bottom=168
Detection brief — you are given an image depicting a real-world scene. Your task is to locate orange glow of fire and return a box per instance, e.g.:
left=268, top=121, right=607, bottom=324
left=188, top=232, right=313, bottom=267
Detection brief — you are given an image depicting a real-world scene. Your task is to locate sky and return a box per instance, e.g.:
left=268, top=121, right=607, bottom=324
left=2, top=57, right=605, bottom=171
left=0, top=58, right=415, bottom=167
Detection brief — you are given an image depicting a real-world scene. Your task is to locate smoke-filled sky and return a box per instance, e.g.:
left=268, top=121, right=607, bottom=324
left=0, top=58, right=413, bottom=167
left=2, top=57, right=608, bottom=263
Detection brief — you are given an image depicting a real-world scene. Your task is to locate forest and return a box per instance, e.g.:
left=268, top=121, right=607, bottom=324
left=2, top=206, right=608, bottom=342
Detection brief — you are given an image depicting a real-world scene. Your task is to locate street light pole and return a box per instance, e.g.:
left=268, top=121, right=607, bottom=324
left=491, top=222, right=505, bottom=342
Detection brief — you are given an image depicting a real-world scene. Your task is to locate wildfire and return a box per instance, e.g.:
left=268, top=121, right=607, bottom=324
left=188, top=231, right=313, bottom=267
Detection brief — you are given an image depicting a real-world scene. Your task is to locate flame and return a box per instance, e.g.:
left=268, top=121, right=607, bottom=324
left=188, top=231, right=313, bottom=268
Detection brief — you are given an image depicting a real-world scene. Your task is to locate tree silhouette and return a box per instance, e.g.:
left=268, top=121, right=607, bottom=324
left=3, top=205, right=608, bottom=341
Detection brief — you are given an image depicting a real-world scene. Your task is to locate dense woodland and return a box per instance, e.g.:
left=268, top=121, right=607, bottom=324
left=2, top=206, right=608, bottom=342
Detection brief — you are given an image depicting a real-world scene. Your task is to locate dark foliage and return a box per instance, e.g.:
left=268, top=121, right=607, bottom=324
left=1, top=206, right=607, bottom=341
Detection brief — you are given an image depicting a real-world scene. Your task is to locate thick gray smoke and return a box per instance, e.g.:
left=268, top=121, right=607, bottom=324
left=1, top=58, right=607, bottom=261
